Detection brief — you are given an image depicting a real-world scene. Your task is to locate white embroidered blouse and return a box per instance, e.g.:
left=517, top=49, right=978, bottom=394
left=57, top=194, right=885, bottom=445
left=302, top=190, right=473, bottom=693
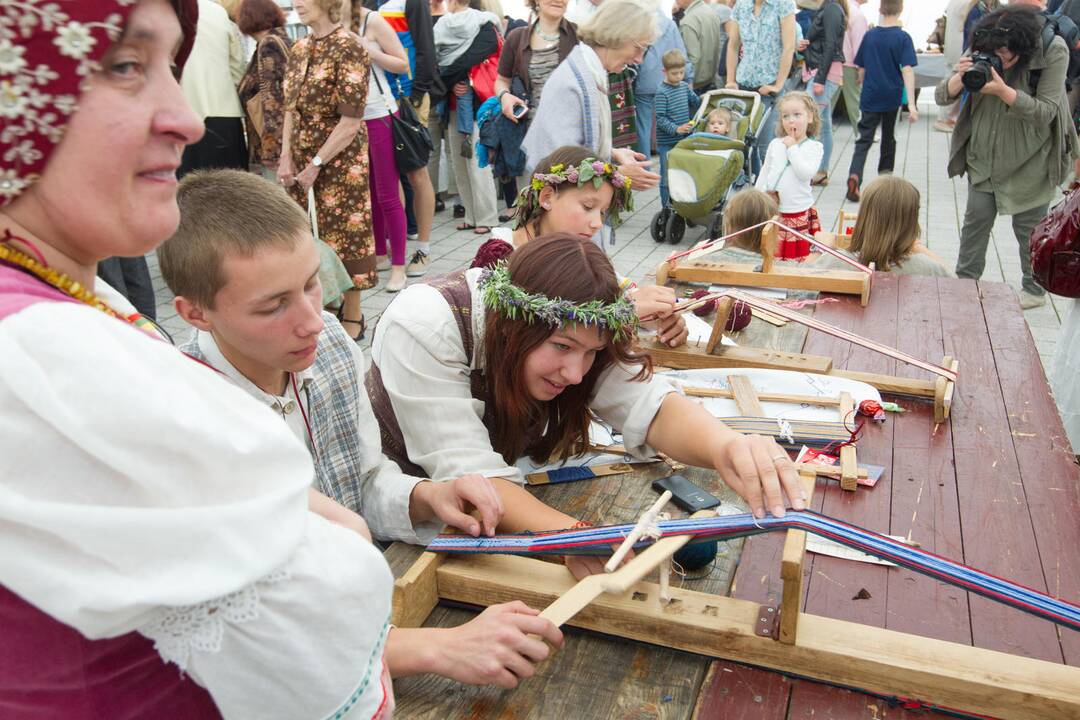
left=370, top=267, right=681, bottom=483
left=0, top=283, right=395, bottom=719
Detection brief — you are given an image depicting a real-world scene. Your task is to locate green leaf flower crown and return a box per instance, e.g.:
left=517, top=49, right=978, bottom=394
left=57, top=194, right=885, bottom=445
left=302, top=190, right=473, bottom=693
left=478, top=262, right=639, bottom=342
left=513, top=158, right=635, bottom=230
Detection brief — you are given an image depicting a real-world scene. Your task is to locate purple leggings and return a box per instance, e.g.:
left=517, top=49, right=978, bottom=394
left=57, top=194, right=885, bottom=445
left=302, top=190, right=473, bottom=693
left=366, top=112, right=407, bottom=265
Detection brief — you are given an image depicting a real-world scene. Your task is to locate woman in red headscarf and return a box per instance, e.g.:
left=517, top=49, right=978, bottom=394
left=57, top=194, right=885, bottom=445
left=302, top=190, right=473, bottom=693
left=0, top=2, right=398, bottom=717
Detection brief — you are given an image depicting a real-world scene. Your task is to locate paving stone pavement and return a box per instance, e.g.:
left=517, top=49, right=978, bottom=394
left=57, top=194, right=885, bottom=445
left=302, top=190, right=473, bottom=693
left=148, top=95, right=1066, bottom=373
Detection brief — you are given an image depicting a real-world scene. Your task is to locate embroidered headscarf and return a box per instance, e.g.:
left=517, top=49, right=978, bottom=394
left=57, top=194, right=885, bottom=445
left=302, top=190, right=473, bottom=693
left=0, top=0, right=198, bottom=206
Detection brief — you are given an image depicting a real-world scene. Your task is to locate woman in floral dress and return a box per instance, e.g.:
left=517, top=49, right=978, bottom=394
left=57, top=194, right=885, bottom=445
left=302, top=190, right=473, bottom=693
left=280, top=0, right=374, bottom=339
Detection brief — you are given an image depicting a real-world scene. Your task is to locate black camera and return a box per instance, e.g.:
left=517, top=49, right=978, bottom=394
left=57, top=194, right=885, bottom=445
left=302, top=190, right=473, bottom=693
left=962, top=52, right=1005, bottom=92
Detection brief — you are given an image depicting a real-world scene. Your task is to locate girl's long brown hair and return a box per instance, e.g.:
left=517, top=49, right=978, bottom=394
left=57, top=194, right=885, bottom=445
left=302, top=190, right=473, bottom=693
left=849, top=176, right=921, bottom=271
left=482, top=233, right=652, bottom=464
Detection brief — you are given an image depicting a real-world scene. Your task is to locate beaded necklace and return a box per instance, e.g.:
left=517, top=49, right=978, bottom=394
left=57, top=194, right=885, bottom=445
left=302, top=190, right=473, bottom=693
left=0, top=230, right=152, bottom=333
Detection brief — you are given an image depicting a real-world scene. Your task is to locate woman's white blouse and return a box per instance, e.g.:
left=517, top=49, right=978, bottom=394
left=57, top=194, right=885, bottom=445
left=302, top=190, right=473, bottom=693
left=371, top=267, right=681, bottom=483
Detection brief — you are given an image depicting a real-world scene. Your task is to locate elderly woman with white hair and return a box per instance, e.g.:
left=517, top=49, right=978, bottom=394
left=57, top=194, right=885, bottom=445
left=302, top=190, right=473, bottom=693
left=521, top=0, right=660, bottom=190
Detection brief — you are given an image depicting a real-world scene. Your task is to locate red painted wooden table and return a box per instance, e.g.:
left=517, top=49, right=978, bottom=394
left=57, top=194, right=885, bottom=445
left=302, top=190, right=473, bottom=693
left=388, top=274, right=1080, bottom=719
left=696, top=274, right=1080, bottom=718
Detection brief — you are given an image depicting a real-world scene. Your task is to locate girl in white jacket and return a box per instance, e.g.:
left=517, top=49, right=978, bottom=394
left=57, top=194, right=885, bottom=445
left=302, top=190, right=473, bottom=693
left=755, top=91, right=825, bottom=259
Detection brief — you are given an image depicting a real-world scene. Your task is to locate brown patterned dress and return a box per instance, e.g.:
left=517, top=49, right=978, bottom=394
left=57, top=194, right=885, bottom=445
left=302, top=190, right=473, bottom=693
left=238, top=27, right=291, bottom=168
left=283, top=26, right=377, bottom=289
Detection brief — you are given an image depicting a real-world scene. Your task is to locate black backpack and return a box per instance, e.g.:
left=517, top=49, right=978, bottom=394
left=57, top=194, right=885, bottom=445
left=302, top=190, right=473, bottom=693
left=1032, top=4, right=1080, bottom=91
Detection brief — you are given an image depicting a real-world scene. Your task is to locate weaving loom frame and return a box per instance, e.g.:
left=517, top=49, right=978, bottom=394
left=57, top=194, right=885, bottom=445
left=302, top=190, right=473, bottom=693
left=391, top=472, right=1080, bottom=719
left=655, top=220, right=874, bottom=306
left=648, top=293, right=960, bottom=423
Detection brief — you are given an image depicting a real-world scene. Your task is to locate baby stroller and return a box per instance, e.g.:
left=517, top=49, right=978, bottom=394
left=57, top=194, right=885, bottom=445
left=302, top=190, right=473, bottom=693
left=651, top=89, right=768, bottom=244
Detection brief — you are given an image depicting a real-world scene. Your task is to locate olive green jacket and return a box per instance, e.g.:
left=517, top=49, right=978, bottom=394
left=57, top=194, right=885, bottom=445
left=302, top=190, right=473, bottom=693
left=935, top=35, right=1079, bottom=214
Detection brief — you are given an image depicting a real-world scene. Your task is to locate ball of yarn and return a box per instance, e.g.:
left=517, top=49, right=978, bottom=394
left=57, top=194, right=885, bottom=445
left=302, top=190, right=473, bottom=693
left=673, top=540, right=718, bottom=572
left=725, top=300, right=752, bottom=332
left=470, top=238, right=515, bottom=269
left=689, top=289, right=717, bottom=317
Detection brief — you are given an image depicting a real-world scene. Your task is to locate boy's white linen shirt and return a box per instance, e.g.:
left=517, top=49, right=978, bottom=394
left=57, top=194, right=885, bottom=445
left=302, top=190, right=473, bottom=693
left=371, top=267, right=682, bottom=484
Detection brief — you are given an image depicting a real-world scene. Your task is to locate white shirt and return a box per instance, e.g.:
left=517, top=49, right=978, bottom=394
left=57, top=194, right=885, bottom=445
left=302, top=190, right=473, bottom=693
left=190, top=328, right=437, bottom=544
left=181, top=0, right=245, bottom=119
left=0, top=295, right=393, bottom=719
left=370, top=267, right=680, bottom=484
left=755, top=137, right=824, bottom=213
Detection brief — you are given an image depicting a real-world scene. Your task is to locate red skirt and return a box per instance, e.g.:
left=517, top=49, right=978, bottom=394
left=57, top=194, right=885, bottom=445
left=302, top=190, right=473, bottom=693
left=778, top=207, right=821, bottom=260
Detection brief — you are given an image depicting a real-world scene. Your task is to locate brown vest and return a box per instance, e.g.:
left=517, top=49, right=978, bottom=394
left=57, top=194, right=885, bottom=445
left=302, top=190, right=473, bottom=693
left=367, top=271, right=494, bottom=476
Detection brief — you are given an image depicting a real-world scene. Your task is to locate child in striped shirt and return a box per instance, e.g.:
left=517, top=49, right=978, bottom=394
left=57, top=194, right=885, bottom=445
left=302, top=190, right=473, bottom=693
left=655, top=49, right=701, bottom=207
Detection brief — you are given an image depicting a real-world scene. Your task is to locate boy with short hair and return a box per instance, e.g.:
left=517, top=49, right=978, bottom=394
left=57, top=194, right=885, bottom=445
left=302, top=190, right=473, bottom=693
left=159, top=169, right=505, bottom=545
left=655, top=49, right=703, bottom=206
left=845, top=0, right=917, bottom=202
left=158, top=169, right=564, bottom=686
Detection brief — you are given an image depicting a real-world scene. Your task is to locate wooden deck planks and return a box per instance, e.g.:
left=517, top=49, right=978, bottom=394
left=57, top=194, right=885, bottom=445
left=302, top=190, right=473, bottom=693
left=938, top=279, right=1063, bottom=663
left=978, top=281, right=1080, bottom=664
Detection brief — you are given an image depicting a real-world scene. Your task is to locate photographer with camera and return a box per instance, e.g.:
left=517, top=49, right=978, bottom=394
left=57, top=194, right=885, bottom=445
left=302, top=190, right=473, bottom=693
left=936, top=5, right=1079, bottom=310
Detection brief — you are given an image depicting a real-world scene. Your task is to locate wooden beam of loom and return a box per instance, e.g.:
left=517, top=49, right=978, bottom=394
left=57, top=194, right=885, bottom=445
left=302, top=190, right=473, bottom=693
left=657, top=262, right=873, bottom=307
left=647, top=341, right=953, bottom=405
left=416, top=552, right=1080, bottom=719
left=656, top=219, right=872, bottom=306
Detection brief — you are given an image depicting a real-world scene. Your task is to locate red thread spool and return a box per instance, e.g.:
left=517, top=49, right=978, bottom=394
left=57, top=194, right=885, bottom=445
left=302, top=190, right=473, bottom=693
left=470, top=238, right=515, bottom=269
left=858, top=399, right=886, bottom=422
left=689, top=289, right=717, bottom=317
left=725, top=300, right=752, bottom=331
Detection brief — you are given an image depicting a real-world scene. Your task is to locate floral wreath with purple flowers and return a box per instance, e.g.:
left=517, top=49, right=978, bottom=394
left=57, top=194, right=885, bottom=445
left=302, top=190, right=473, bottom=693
left=512, top=158, right=635, bottom=230
left=477, top=262, right=639, bottom=342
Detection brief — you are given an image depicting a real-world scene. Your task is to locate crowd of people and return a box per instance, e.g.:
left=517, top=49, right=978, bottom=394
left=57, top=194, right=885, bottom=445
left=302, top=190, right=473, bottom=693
left=2, top=0, right=1080, bottom=717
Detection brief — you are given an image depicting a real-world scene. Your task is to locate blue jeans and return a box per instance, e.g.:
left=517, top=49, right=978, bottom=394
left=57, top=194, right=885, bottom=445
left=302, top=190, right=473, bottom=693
left=809, top=79, right=840, bottom=173
left=743, top=87, right=780, bottom=174
left=634, top=93, right=656, bottom=157
left=455, top=90, right=474, bottom=135
left=658, top=142, right=675, bottom=206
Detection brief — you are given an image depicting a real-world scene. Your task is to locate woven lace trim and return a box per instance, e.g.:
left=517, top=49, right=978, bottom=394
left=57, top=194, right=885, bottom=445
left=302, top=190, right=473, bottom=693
left=140, top=568, right=291, bottom=671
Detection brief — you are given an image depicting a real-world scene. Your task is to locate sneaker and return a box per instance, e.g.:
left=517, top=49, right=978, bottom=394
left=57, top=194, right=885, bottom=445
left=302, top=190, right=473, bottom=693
left=846, top=175, right=860, bottom=203
left=407, top=232, right=419, bottom=242
left=1019, top=290, right=1048, bottom=310
left=376, top=256, right=391, bottom=272
left=406, top=250, right=430, bottom=277
left=435, top=197, right=446, bottom=212
left=453, top=204, right=466, bottom=219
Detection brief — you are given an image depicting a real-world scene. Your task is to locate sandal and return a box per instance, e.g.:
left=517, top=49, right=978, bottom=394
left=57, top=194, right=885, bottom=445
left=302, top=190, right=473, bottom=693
left=811, top=171, right=829, bottom=186
left=335, top=305, right=366, bottom=342
left=340, top=315, right=366, bottom=342
left=498, top=211, right=515, bottom=223
left=473, top=226, right=492, bottom=235
left=456, top=222, right=476, bottom=231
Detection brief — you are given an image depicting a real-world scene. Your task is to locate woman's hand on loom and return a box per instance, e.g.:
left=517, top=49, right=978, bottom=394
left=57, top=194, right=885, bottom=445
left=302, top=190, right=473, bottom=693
left=711, top=433, right=805, bottom=519
left=631, top=285, right=688, bottom=346
left=410, top=475, right=505, bottom=537
left=424, top=602, right=564, bottom=687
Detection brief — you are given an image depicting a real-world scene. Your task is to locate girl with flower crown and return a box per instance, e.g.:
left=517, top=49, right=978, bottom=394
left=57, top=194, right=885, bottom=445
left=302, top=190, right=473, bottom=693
left=369, top=233, right=807, bottom=579
left=473, top=145, right=689, bottom=348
